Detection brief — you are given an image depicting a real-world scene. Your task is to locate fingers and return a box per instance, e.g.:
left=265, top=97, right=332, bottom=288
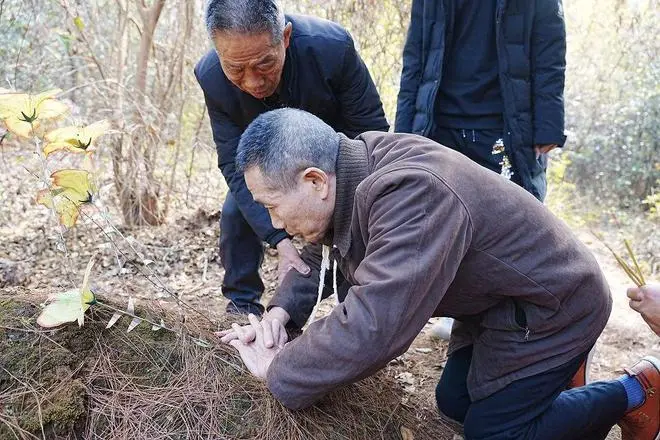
left=220, top=331, right=239, bottom=344
left=248, top=313, right=264, bottom=344
left=274, top=319, right=288, bottom=348
left=627, top=287, right=643, bottom=301
left=292, top=256, right=310, bottom=276
left=231, top=322, right=256, bottom=344
left=268, top=318, right=281, bottom=349
left=629, top=299, right=643, bottom=312
left=262, top=317, right=275, bottom=349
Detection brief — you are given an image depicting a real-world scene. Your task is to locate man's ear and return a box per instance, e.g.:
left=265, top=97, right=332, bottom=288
left=283, top=22, right=293, bottom=49
left=302, top=168, right=330, bottom=197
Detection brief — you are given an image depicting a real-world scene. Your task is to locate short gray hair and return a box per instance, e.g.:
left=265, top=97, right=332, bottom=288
left=205, top=0, right=286, bottom=43
left=236, top=109, right=340, bottom=190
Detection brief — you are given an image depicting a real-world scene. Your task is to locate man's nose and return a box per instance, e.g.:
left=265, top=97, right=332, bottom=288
left=243, top=72, right=265, bottom=91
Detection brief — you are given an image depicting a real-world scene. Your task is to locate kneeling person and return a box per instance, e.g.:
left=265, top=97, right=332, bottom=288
left=228, top=108, right=659, bottom=440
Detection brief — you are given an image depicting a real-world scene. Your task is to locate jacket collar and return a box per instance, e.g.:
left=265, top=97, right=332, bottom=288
left=331, top=134, right=369, bottom=258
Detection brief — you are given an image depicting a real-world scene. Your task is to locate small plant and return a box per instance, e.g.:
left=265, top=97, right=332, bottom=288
left=0, top=88, right=211, bottom=343
left=603, top=239, right=647, bottom=288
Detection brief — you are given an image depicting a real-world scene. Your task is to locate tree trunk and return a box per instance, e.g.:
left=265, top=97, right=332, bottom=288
left=117, top=0, right=167, bottom=226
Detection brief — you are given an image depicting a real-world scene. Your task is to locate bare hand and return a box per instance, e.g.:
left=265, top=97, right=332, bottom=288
left=627, top=284, right=660, bottom=336
left=229, top=314, right=286, bottom=379
left=216, top=306, right=290, bottom=347
left=276, top=238, right=310, bottom=284
left=534, top=144, right=558, bottom=158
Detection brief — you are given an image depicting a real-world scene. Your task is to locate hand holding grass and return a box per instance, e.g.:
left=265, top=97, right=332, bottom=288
left=627, top=284, right=660, bottom=336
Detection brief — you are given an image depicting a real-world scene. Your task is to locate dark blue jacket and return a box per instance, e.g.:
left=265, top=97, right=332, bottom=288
left=395, top=0, right=567, bottom=200
left=195, top=14, right=388, bottom=247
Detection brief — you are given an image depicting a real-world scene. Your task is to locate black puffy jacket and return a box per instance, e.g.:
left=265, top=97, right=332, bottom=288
left=395, top=0, right=567, bottom=200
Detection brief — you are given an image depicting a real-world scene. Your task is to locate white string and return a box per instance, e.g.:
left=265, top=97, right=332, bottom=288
left=332, top=253, right=338, bottom=305
left=304, top=244, right=331, bottom=328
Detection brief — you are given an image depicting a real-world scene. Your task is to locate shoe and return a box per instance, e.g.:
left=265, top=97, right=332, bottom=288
left=619, top=356, right=660, bottom=440
left=225, top=301, right=264, bottom=317
left=567, top=347, right=595, bottom=389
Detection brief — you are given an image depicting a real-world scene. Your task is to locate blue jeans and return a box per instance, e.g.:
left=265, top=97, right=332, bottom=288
left=219, top=192, right=265, bottom=310
left=436, top=346, right=628, bottom=440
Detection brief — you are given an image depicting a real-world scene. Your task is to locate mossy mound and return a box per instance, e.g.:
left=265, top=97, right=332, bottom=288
left=0, top=291, right=452, bottom=439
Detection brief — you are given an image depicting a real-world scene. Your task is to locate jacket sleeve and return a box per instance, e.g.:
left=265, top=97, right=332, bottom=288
left=335, top=35, right=390, bottom=137
left=394, top=0, right=424, bottom=133
left=268, top=244, right=339, bottom=329
left=198, top=84, right=288, bottom=247
left=266, top=171, right=473, bottom=409
left=531, top=0, right=567, bottom=146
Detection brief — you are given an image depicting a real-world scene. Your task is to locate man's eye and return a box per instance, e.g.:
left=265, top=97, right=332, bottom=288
left=258, top=61, right=275, bottom=71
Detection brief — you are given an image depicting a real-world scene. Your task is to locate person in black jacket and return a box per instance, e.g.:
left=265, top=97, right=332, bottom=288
left=396, top=0, right=567, bottom=202
left=195, top=0, right=388, bottom=316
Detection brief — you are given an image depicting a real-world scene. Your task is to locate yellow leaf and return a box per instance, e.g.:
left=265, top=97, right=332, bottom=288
left=37, top=98, right=69, bottom=120
left=44, top=120, right=110, bottom=157
left=51, top=169, right=95, bottom=197
left=3, top=116, right=34, bottom=138
left=36, top=169, right=95, bottom=227
left=74, top=16, right=85, bottom=32
left=0, top=89, right=68, bottom=138
left=78, top=253, right=98, bottom=326
left=0, top=92, right=27, bottom=118
left=36, top=188, right=83, bottom=227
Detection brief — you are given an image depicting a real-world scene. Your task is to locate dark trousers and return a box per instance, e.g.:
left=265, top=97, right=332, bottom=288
left=436, top=346, right=628, bottom=440
left=219, top=192, right=264, bottom=307
left=431, top=127, right=547, bottom=201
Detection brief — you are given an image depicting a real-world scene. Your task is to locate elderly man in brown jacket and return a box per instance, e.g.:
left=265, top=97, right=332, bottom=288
left=222, top=108, right=660, bottom=440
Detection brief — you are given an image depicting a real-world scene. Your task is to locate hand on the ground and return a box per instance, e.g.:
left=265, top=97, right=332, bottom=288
left=627, top=284, right=660, bottom=336
left=216, top=306, right=290, bottom=347
left=276, top=238, right=310, bottom=284
left=228, top=314, right=286, bottom=379
left=534, top=144, right=558, bottom=157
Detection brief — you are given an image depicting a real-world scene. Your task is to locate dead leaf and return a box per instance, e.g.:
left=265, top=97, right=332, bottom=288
left=126, top=297, right=142, bottom=332
left=105, top=312, right=122, bottom=329
left=396, top=372, right=414, bottom=386
left=400, top=426, right=414, bottom=440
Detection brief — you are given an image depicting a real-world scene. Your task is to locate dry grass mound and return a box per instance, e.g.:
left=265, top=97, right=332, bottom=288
left=0, top=290, right=452, bottom=440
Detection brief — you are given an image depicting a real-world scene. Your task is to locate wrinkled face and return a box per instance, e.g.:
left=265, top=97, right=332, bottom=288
left=245, top=166, right=335, bottom=243
left=213, top=25, right=292, bottom=100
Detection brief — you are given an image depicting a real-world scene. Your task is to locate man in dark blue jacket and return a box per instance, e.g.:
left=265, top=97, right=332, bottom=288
left=396, top=0, right=567, bottom=201
left=194, top=0, right=388, bottom=316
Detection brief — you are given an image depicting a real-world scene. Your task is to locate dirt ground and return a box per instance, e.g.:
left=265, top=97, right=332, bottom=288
left=1, top=208, right=657, bottom=438
left=0, top=144, right=657, bottom=438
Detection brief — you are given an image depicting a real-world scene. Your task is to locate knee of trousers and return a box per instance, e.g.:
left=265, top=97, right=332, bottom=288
left=435, top=379, right=469, bottom=423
